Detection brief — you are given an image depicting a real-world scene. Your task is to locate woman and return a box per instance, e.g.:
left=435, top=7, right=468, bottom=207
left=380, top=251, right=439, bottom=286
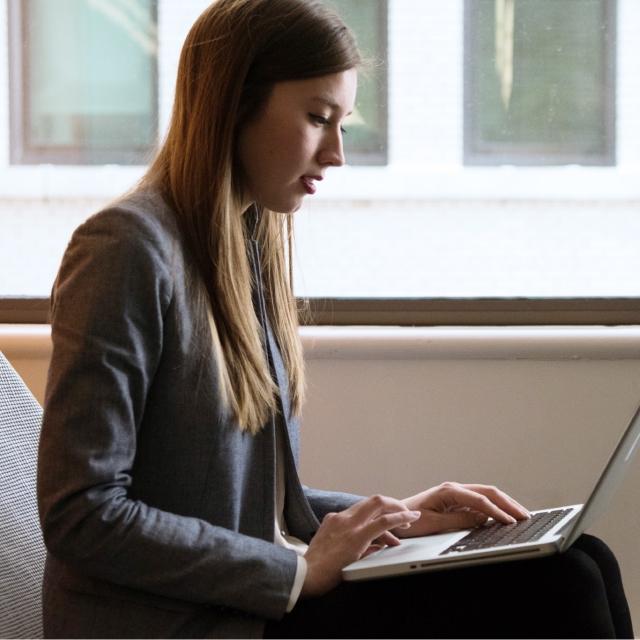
left=37, top=0, right=634, bottom=637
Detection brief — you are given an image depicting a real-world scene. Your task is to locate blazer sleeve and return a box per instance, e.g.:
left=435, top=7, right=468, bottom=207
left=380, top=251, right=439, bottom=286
left=37, top=207, right=298, bottom=621
left=302, top=487, right=364, bottom=522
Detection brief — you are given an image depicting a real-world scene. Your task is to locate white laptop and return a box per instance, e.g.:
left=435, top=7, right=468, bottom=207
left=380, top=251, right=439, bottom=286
left=343, top=402, right=640, bottom=582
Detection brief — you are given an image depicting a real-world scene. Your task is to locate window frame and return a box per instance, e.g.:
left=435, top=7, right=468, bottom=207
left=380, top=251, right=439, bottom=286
left=2, top=1, right=636, bottom=326
left=463, top=0, right=617, bottom=167
left=7, top=0, right=159, bottom=166
left=4, top=296, right=640, bottom=326
left=332, top=0, right=388, bottom=166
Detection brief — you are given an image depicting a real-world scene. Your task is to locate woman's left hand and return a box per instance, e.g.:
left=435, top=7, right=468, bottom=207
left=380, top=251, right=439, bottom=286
left=394, top=481, right=531, bottom=537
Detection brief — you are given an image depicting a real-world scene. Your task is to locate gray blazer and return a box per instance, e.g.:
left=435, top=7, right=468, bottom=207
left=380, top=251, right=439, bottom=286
left=37, top=188, right=361, bottom=638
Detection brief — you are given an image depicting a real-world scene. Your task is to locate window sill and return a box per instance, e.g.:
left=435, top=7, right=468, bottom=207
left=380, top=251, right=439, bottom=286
left=3, top=323, right=640, bottom=362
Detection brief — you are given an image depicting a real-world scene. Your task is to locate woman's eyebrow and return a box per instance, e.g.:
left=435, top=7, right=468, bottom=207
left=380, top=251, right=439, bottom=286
left=310, top=95, right=353, bottom=116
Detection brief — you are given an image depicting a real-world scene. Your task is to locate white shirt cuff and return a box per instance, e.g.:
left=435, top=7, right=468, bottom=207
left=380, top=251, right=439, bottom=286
left=286, top=555, right=308, bottom=612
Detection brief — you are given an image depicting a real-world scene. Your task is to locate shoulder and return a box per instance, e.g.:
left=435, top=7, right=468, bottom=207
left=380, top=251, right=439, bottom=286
left=73, top=188, right=179, bottom=264
left=54, top=188, right=182, bottom=315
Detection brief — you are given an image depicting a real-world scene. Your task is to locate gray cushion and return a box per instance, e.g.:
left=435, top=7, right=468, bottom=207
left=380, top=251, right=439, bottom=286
left=0, top=351, right=45, bottom=639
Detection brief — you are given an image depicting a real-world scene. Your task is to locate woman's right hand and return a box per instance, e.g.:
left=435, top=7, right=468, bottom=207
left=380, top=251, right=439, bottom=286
left=301, top=495, right=422, bottom=598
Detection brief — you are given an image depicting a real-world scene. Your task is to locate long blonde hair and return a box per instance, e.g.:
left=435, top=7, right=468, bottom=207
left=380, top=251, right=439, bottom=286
left=141, top=0, right=361, bottom=434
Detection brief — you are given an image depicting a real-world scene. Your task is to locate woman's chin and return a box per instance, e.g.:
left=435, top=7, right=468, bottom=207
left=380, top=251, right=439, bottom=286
left=261, top=196, right=304, bottom=214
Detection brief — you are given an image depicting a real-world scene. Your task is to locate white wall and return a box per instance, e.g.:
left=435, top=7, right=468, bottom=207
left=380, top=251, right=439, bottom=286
left=3, top=324, right=640, bottom=630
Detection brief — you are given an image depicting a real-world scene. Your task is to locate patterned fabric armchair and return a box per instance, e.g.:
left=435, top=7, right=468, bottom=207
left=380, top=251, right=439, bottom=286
left=0, top=351, right=45, bottom=638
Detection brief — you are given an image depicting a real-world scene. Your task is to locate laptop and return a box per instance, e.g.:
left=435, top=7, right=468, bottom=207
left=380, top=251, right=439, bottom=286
left=342, top=401, right=640, bottom=582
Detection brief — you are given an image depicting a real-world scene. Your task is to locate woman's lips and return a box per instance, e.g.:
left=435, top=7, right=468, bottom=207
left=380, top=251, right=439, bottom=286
left=301, top=175, right=322, bottom=195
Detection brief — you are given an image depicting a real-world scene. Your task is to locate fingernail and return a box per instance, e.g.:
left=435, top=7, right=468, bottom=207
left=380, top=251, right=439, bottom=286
left=411, top=511, right=421, bottom=518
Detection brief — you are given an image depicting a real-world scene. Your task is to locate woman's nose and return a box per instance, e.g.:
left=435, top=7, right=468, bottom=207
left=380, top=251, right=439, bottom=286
left=318, top=129, right=346, bottom=167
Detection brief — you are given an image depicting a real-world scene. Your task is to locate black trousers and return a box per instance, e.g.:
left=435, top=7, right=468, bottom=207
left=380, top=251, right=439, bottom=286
left=265, top=535, right=634, bottom=639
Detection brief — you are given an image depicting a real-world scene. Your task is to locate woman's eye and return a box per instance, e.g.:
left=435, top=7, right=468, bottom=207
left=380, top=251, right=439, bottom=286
left=309, top=113, right=347, bottom=135
left=309, top=113, right=330, bottom=126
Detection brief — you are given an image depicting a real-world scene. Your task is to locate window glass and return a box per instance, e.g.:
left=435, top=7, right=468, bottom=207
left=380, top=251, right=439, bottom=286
left=326, top=0, right=388, bottom=165
left=465, top=0, right=615, bottom=165
left=2, top=0, right=639, bottom=310
left=12, top=0, right=158, bottom=165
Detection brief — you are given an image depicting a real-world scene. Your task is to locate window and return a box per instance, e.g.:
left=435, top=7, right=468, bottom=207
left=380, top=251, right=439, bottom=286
left=326, top=0, right=388, bottom=165
left=464, top=0, right=616, bottom=165
left=8, top=0, right=158, bottom=165
left=2, top=0, right=640, bottom=326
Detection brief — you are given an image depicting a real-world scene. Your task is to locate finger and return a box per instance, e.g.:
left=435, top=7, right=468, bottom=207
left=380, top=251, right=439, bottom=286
left=465, top=484, right=530, bottom=518
left=435, top=509, right=488, bottom=531
left=462, top=484, right=531, bottom=519
left=348, top=494, right=413, bottom=522
left=442, top=485, right=517, bottom=525
left=362, top=544, right=385, bottom=558
left=376, top=530, right=402, bottom=546
left=361, top=509, right=421, bottom=542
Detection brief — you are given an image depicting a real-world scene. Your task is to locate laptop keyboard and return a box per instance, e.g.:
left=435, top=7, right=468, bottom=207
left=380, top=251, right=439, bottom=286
left=439, top=508, right=572, bottom=555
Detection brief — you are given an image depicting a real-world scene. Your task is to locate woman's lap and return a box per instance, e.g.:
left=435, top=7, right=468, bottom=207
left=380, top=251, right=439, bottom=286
left=571, top=534, right=634, bottom=638
left=265, top=534, right=633, bottom=639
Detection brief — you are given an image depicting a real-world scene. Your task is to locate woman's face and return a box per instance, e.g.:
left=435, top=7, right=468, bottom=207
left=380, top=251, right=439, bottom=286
left=237, top=69, right=357, bottom=213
